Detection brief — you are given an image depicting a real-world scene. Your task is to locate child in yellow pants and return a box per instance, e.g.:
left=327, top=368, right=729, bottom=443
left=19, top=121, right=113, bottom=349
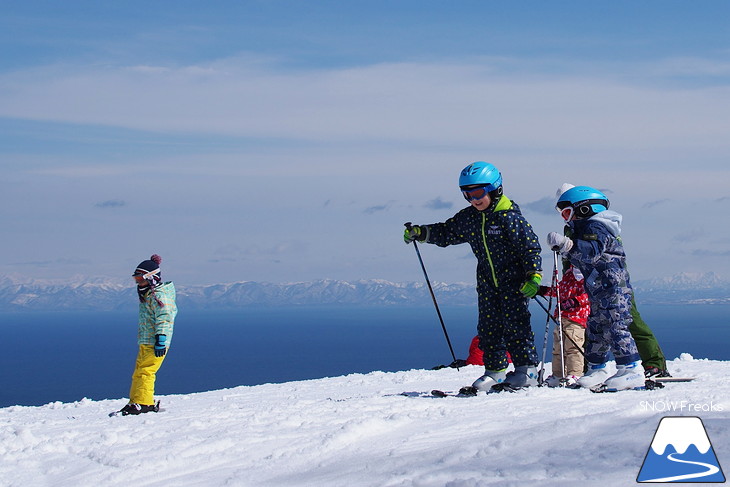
left=129, top=345, right=167, bottom=405
left=115, top=254, right=178, bottom=416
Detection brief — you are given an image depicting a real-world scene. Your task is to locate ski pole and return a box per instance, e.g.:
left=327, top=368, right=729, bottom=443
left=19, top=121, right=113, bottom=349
left=533, top=295, right=586, bottom=356
left=404, top=222, right=459, bottom=367
left=536, top=251, right=559, bottom=386
left=553, top=250, right=566, bottom=379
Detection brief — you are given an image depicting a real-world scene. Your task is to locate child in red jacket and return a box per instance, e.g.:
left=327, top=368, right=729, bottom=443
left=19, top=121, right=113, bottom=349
left=539, top=264, right=589, bottom=387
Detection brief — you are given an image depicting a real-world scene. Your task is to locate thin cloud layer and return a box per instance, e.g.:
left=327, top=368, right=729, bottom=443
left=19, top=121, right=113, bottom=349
left=1, top=57, right=730, bottom=156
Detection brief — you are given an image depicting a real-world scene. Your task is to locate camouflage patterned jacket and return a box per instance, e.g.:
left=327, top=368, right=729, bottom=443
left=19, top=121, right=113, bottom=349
left=565, top=210, right=632, bottom=302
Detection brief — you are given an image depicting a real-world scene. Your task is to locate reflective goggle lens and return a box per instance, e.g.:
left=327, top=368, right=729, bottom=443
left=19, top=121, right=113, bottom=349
left=462, top=186, right=488, bottom=201
left=560, top=207, right=574, bottom=222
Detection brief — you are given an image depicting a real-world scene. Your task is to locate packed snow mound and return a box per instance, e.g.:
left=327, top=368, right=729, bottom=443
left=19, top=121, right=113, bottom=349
left=1, top=357, right=728, bottom=487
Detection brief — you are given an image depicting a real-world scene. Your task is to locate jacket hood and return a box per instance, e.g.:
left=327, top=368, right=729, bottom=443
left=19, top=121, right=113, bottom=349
left=588, top=210, right=622, bottom=237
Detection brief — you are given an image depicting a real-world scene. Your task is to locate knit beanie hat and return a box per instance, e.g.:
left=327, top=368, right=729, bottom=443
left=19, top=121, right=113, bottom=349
left=133, top=254, right=162, bottom=283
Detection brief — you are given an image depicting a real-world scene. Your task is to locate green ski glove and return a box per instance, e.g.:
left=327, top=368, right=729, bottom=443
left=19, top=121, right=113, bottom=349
left=403, top=225, right=427, bottom=244
left=520, top=273, right=542, bottom=298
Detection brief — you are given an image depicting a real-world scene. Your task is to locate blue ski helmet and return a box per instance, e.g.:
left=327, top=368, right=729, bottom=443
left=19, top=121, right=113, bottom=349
left=556, top=185, right=609, bottom=218
left=459, top=162, right=502, bottom=192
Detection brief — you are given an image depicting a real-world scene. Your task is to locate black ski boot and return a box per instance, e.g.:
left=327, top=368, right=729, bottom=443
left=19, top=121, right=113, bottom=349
left=644, top=367, right=671, bottom=379
left=117, top=401, right=160, bottom=416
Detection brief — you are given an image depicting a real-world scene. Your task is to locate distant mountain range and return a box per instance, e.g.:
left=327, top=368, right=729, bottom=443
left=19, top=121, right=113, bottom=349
left=1, top=272, right=729, bottom=311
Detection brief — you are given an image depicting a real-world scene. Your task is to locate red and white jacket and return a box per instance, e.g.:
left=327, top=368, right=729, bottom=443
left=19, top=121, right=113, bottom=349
left=542, top=266, right=589, bottom=327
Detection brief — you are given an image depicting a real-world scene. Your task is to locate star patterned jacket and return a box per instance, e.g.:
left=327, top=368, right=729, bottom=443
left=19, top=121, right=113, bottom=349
left=423, top=196, right=542, bottom=290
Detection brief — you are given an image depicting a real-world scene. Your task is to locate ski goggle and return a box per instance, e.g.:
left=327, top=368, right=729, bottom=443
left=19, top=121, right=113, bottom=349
left=461, top=186, right=490, bottom=202
left=556, top=198, right=607, bottom=221
left=555, top=200, right=573, bottom=221
left=557, top=206, right=574, bottom=222
left=133, top=268, right=160, bottom=280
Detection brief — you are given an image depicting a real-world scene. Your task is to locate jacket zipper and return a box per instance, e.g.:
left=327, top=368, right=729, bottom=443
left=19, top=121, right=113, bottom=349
left=481, top=213, right=499, bottom=288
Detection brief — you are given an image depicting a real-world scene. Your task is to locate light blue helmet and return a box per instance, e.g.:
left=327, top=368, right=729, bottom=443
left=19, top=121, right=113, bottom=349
left=556, top=185, right=609, bottom=218
left=459, top=161, right=502, bottom=191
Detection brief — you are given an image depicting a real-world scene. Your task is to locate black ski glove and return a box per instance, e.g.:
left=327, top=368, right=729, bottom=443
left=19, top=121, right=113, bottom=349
left=154, top=334, right=167, bottom=357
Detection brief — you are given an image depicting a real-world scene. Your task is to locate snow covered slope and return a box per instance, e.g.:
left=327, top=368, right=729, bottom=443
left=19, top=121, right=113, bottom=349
left=1, top=355, right=728, bottom=486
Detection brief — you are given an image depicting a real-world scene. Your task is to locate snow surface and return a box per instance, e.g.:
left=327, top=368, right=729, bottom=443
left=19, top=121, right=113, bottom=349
left=2, top=355, right=728, bottom=487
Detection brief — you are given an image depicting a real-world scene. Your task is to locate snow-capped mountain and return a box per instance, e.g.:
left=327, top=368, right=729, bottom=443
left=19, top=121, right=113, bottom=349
left=0, top=276, right=477, bottom=311
left=631, top=272, right=730, bottom=305
left=0, top=275, right=131, bottom=311
left=1, top=273, right=728, bottom=311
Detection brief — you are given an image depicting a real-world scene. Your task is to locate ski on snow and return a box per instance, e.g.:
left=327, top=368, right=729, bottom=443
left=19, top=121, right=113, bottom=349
left=416, top=377, right=695, bottom=397
left=652, top=377, right=695, bottom=382
left=430, top=384, right=528, bottom=397
left=431, top=386, right=479, bottom=397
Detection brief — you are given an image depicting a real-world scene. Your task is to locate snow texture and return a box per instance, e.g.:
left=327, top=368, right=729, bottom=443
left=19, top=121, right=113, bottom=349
left=1, top=355, right=728, bottom=486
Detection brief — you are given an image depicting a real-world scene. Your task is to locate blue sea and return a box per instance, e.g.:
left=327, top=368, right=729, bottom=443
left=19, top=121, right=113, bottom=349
left=1, top=303, right=729, bottom=408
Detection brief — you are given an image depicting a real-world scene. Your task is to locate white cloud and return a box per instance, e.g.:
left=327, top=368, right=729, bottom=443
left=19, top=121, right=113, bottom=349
left=2, top=54, right=730, bottom=284
left=1, top=56, right=729, bottom=158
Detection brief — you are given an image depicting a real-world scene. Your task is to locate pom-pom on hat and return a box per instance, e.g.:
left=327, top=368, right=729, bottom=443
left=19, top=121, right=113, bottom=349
left=133, top=254, right=162, bottom=281
left=556, top=183, right=575, bottom=199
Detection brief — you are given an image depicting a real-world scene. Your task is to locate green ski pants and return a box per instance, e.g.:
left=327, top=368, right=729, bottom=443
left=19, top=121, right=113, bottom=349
left=629, top=296, right=667, bottom=370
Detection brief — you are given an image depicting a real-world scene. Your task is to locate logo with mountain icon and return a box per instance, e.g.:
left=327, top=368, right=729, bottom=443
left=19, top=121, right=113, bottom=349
left=637, top=416, right=725, bottom=483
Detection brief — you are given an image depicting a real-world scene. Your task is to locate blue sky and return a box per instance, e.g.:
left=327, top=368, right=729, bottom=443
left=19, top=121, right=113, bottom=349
left=2, top=1, right=730, bottom=286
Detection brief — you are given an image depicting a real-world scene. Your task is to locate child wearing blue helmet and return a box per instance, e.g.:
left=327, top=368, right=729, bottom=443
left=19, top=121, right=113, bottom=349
left=547, top=186, right=644, bottom=391
left=404, top=162, right=542, bottom=391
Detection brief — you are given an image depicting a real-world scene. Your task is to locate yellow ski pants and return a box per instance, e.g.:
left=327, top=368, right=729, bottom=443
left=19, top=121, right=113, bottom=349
left=129, top=345, right=166, bottom=405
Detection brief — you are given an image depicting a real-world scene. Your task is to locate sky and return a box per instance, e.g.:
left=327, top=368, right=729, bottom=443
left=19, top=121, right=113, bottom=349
left=2, top=1, right=730, bottom=286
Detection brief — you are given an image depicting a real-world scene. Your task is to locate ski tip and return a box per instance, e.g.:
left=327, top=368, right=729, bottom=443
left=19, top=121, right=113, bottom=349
left=652, top=377, right=695, bottom=382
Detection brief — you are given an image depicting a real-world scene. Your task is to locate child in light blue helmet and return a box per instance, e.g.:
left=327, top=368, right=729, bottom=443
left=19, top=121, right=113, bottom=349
left=405, top=161, right=542, bottom=391
left=548, top=186, right=644, bottom=391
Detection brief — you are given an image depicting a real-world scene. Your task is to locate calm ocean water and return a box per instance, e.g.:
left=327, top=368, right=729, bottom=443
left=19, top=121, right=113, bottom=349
left=1, top=304, right=728, bottom=407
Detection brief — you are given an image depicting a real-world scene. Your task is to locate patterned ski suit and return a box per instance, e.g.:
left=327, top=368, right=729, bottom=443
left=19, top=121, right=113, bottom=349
left=564, top=211, right=640, bottom=366
left=423, top=196, right=541, bottom=370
